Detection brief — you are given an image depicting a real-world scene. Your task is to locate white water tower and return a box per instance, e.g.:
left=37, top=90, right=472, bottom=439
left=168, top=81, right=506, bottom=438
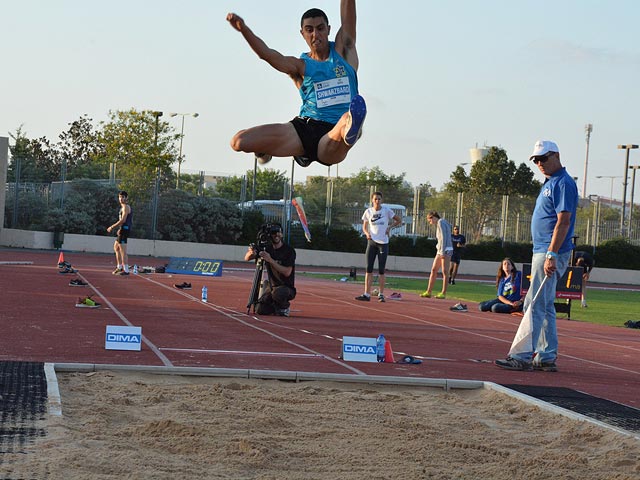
left=469, top=144, right=489, bottom=165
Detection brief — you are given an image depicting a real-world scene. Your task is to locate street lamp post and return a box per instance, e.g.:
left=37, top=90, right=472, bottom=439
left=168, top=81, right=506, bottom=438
left=595, top=175, right=621, bottom=208
left=170, top=112, right=199, bottom=189
left=629, top=165, right=640, bottom=241
left=150, top=111, right=163, bottom=240
left=455, top=163, right=469, bottom=229
left=618, top=144, right=639, bottom=235
left=582, top=124, right=593, bottom=198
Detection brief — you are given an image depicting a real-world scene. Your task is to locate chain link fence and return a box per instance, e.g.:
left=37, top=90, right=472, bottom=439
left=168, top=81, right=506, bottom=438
left=4, top=178, right=640, bottom=247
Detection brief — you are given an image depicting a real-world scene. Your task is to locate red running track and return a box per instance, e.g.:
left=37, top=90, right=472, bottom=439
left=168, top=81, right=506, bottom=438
left=1, top=249, right=639, bottom=409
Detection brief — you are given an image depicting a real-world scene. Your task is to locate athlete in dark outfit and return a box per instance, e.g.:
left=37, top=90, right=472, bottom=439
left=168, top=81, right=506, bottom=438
left=107, top=191, right=132, bottom=276
left=244, top=224, right=296, bottom=317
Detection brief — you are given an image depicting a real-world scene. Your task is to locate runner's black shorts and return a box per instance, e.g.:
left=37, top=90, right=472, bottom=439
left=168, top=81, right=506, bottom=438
left=117, top=226, right=130, bottom=244
left=289, top=116, right=335, bottom=167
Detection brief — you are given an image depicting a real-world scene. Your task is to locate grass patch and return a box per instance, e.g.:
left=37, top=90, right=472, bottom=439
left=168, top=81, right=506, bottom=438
left=301, top=272, right=640, bottom=328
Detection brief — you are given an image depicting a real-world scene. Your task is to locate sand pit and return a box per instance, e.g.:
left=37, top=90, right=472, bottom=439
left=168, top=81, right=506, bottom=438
left=1, top=371, right=639, bottom=479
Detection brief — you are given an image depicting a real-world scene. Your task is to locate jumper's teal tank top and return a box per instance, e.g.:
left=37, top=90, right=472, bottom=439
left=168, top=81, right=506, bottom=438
left=298, top=42, right=359, bottom=124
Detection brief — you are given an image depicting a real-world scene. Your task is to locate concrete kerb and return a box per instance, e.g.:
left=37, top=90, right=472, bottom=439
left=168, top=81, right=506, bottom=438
left=52, top=363, right=484, bottom=390
left=44, top=363, right=62, bottom=417
left=48, top=363, right=640, bottom=440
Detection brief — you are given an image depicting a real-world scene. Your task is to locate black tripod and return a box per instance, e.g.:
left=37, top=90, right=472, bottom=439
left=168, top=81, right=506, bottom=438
left=247, top=257, right=266, bottom=314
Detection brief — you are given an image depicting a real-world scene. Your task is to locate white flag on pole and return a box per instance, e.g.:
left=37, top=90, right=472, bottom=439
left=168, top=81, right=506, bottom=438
left=508, top=276, right=548, bottom=357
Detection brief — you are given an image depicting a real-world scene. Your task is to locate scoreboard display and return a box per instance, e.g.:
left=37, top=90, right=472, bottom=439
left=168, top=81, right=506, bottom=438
left=521, top=264, right=582, bottom=300
left=165, top=257, right=223, bottom=277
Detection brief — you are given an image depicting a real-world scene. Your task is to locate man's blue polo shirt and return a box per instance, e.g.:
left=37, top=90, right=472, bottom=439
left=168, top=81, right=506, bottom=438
left=531, top=167, right=578, bottom=254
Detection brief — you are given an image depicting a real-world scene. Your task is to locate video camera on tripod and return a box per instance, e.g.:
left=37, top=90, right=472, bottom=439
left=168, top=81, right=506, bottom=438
left=249, top=222, right=281, bottom=254
left=247, top=223, right=282, bottom=313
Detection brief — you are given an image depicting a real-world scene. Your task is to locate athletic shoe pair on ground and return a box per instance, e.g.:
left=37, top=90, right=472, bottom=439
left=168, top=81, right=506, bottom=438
left=58, top=261, right=77, bottom=274
left=355, top=293, right=385, bottom=303
left=449, top=303, right=468, bottom=312
left=495, top=357, right=558, bottom=372
left=75, top=295, right=101, bottom=308
left=112, top=267, right=130, bottom=276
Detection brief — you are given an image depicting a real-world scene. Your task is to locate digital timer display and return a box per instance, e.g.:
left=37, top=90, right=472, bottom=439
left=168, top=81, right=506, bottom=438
left=165, top=257, right=223, bottom=277
left=521, top=264, right=582, bottom=300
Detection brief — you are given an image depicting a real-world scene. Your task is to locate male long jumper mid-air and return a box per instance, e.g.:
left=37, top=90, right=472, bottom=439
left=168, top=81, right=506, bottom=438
left=226, top=0, right=366, bottom=169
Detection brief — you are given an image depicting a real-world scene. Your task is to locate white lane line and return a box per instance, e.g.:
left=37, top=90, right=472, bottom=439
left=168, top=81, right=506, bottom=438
left=160, top=348, right=323, bottom=358
left=139, top=275, right=367, bottom=375
left=306, top=290, right=640, bottom=373
left=76, top=272, right=173, bottom=367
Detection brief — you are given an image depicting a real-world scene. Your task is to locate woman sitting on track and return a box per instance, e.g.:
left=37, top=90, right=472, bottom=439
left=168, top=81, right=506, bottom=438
left=478, top=258, right=523, bottom=314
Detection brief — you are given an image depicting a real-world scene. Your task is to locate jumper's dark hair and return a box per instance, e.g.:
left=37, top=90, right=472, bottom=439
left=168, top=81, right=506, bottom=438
left=118, top=191, right=128, bottom=198
left=301, top=8, right=329, bottom=27
left=427, top=211, right=440, bottom=220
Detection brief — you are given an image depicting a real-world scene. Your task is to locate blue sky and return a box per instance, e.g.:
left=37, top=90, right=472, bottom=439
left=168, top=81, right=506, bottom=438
left=2, top=0, right=640, bottom=201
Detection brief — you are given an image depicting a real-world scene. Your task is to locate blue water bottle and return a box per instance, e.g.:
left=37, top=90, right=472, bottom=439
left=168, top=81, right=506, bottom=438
left=201, top=285, right=208, bottom=303
left=133, top=264, right=138, bottom=275
left=376, top=334, right=386, bottom=363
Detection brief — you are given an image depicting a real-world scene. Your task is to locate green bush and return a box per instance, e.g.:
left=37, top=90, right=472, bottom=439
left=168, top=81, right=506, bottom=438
left=320, top=227, right=364, bottom=253
left=413, top=236, right=437, bottom=257
left=239, top=209, right=267, bottom=246
left=463, top=239, right=506, bottom=262
left=501, top=242, right=535, bottom=263
left=389, top=236, right=416, bottom=257
left=157, top=190, right=198, bottom=242
left=271, top=224, right=364, bottom=252
left=593, top=239, right=640, bottom=270
left=63, top=180, right=119, bottom=235
left=5, top=192, right=49, bottom=229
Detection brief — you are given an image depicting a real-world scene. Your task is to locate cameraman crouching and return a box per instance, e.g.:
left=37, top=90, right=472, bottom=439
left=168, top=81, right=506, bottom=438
left=244, top=223, right=296, bottom=316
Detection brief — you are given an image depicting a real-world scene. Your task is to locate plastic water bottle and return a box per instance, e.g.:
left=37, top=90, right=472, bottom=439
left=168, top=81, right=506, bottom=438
left=376, top=334, right=386, bottom=363
left=201, top=285, right=208, bottom=303
left=133, top=264, right=138, bottom=275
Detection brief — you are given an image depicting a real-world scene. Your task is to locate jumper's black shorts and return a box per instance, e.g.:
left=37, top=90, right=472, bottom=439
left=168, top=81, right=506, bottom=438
left=289, top=116, right=335, bottom=167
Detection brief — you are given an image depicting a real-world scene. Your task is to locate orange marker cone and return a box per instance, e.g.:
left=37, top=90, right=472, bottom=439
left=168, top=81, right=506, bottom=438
left=384, top=339, right=395, bottom=363
left=57, top=251, right=65, bottom=265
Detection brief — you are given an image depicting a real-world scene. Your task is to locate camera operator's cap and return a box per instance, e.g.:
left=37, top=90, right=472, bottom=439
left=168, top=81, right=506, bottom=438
left=530, top=140, right=559, bottom=160
left=269, top=224, right=282, bottom=233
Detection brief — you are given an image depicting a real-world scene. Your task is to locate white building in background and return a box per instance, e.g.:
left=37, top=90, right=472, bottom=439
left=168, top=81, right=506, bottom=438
left=469, top=144, right=490, bottom=165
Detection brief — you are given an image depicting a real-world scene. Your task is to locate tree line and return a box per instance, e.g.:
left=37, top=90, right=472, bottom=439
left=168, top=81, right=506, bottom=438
left=11, top=110, right=616, bottom=245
